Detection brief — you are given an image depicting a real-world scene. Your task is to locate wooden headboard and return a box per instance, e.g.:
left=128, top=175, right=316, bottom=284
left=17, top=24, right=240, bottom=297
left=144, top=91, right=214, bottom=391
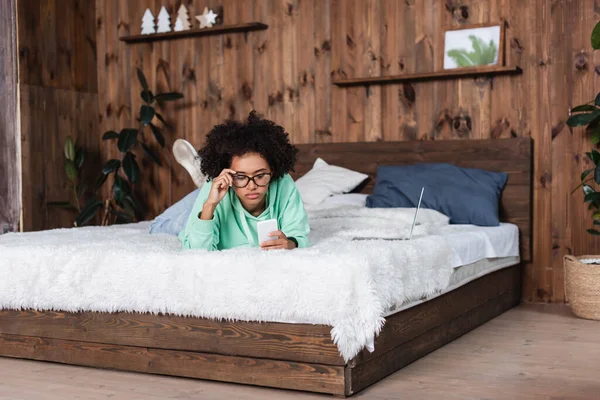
left=292, top=138, right=533, bottom=261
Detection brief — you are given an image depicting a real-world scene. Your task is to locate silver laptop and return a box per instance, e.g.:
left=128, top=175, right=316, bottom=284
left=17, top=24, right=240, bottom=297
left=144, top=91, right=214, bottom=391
left=353, top=187, right=425, bottom=241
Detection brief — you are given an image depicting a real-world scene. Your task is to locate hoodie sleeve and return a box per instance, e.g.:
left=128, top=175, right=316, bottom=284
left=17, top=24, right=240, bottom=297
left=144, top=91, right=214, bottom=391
left=178, top=182, right=220, bottom=251
left=279, top=180, right=310, bottom=248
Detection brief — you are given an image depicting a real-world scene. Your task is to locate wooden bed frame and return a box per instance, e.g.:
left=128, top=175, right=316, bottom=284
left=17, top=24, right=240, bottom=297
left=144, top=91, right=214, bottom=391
left=0, top=138, right=532, bottom=397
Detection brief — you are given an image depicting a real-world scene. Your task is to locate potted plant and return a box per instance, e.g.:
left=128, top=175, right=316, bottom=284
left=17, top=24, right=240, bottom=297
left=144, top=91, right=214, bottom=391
left=564, top=20, right=600, bottom=320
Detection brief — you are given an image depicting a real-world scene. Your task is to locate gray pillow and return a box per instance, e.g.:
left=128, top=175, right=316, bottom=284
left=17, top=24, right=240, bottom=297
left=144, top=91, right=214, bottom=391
left=366, top=163, right=508, bottom=226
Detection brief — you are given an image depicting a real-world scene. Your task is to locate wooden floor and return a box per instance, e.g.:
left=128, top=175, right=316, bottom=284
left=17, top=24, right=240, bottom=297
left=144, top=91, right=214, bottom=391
left=1, top=304, right=599, bottom=400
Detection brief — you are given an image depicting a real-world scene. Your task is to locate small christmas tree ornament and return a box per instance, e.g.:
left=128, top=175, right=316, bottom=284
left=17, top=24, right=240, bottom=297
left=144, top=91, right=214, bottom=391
left=141, top=8, right=156, bottom=35
left=176, top=4, right=191, bottom=30
left=174, top=17, right=184, bottom=32
left=213, top=5, right=224, bottom=25
left=196, top=7, right=218, bottom=29
left=156, top=6, right=171, bottom=33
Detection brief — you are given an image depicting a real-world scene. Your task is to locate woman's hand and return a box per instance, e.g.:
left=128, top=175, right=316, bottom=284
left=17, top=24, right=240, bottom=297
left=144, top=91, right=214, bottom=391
left=260, top=230, right=297, bottom=250
left=199, top=169, right=236, bottom=220
left=206, top=169, right=236, bottom=206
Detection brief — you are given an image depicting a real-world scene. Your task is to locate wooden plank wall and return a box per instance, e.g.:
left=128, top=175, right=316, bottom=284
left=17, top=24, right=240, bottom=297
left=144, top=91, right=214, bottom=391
left=96, top=0, right=333, bottom=214
left=17, top=0, right=99, bottom=232
left=92, top=0, right=597, bottom=303
left=0, top=0, right=20, bottom=234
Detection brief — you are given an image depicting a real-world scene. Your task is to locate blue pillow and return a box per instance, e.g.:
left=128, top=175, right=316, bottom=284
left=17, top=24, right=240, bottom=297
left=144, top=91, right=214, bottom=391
left=149, top=188, right=200, bottom=235
left=366, top=163, right=508, bottom=226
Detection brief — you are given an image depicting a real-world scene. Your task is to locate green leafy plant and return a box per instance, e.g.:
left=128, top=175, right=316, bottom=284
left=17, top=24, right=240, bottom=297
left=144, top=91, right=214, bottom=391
left=447, top=35, right=498, bottom=67
left=50, top=68, right=183, bottom=227
left=47, top=136, right=101, bottom=227
left=568, top=21, right=600, bottom=235
left=97, top=68, right=183, bottom=225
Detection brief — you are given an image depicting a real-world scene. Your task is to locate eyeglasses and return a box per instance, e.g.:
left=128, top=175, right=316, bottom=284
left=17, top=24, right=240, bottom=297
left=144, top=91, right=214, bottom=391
left=231, top=172, right=272, bottom=188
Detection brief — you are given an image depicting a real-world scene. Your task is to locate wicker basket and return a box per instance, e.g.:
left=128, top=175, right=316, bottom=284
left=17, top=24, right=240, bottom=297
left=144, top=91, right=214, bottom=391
left=564, top=255, right=600, bottom=320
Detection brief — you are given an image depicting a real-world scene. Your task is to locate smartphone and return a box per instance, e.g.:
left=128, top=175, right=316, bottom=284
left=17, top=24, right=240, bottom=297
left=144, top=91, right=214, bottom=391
left=257, top=219, right=279, bottom=245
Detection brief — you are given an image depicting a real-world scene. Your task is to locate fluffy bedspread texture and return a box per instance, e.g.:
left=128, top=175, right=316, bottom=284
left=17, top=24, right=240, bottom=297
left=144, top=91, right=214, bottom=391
left=0, top=206, right=454, bottom=361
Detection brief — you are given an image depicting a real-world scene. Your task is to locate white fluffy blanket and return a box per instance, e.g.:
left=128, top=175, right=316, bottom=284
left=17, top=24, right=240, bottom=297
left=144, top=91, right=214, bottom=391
left=307, top=205, right=450, bottom=241
left=0, top=207, right=454, bottom=362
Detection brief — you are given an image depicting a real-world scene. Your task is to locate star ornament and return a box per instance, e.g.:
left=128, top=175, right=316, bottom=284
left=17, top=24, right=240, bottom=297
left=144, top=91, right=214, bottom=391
left=196, top=7, right=218, bottom=29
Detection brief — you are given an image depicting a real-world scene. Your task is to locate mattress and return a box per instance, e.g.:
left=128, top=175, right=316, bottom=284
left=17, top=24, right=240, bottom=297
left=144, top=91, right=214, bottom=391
left=436, top=222, right=519, bottom=269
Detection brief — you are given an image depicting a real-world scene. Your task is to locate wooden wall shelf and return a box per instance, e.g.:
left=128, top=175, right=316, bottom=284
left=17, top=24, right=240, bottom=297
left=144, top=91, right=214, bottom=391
left=332, top=66, right=522, bottom=87
left=120, top=22, right=268, bottom=43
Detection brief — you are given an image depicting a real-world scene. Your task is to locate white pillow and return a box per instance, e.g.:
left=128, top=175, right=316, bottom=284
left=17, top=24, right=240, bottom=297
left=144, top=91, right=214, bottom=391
left=295, top=158, right=369, bottom=205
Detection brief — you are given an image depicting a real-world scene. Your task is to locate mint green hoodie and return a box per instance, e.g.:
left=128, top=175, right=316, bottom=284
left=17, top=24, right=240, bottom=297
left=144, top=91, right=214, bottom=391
left=179, top=174, right=310, bottom=251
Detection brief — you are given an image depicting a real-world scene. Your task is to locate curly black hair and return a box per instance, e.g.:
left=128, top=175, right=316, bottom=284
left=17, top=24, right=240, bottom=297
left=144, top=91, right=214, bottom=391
left=198, top=110, right=298, bottom=180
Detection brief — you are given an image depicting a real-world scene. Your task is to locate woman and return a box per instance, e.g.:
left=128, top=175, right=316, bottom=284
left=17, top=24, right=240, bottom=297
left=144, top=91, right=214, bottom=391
left=177, top=111, right=309, bottom=251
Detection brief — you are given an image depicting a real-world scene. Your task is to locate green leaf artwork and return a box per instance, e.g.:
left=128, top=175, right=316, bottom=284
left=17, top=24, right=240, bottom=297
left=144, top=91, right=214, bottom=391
left=446, top=35, right=498, bottom=68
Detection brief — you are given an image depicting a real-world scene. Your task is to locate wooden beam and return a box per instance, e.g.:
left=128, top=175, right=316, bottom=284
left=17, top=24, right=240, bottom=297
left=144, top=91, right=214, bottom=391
left=120, top=22, right=268, bottom=43
left=0, top=0, right=19, bottom=234
left=0, top=333, right=346, bottom=396
left=332, top=66, right=522, bottom=87
left=0, top=309, right=344, bottom=365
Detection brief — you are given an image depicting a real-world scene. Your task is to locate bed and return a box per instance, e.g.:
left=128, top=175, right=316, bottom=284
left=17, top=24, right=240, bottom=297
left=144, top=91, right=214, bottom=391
left=0, top=137, right=532, bottom=397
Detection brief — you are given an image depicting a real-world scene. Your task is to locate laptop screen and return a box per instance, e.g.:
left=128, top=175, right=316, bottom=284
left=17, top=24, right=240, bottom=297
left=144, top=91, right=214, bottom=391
left=408, top=187, right=425, bottom=240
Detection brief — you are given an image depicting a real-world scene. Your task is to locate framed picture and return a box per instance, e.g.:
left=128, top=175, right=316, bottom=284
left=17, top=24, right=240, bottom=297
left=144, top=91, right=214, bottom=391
left=442, top=22, right=505, bottom=70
